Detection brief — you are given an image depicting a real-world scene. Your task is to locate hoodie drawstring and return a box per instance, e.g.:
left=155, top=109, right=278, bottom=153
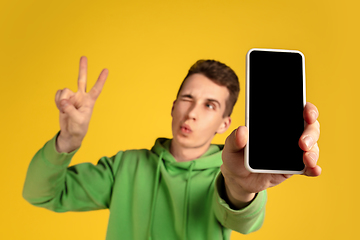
left=147, top=151, right=163, bottom=240
left=182, top=161, right=195, bottom=240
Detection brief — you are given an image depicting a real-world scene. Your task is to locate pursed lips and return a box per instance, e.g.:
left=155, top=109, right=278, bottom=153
left=180, top=123, right=192, bottom=134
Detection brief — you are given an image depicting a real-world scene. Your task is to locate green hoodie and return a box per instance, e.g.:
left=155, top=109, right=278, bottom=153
left=23, top=133, right=267, bottom=240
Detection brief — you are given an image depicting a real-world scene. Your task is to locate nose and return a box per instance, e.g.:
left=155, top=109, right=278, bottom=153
left=187, top=102, right=199, bottom=120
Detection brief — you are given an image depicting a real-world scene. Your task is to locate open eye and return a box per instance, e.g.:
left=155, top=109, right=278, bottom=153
left=206, top=103, right=215, bottom=110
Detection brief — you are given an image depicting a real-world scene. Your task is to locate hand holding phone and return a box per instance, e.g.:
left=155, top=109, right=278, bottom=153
left=221, top=51, right=320, bottom=201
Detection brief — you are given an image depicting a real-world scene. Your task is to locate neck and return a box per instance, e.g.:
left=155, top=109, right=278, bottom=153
left=170, top=140, right=210, bottom=162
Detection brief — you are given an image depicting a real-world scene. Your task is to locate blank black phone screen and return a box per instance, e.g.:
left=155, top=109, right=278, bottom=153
left=248, top=50, right=305, bottom=171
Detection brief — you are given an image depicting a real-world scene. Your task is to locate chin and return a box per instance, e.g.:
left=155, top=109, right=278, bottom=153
left=174, top=134, right=210, bottom=149
left=173, top=134, right=193, bottom=147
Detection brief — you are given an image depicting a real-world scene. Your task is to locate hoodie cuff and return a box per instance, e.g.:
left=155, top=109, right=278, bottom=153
left=42, top=132, right=79, bottom=167
left=213, top=172, right=267, bottom=233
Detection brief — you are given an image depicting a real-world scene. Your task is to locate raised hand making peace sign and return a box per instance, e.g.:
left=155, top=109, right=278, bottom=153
left=55, top=56, right=108, bottom=153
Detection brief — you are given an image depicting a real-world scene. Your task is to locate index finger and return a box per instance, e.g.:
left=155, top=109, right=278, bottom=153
left=78, top=56, right=88, bottom=92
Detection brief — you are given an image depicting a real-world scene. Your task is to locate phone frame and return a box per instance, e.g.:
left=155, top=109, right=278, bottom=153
left=244, top=48, right=306, bottom=174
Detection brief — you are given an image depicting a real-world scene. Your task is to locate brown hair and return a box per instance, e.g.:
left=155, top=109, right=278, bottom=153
left=177, top=59, right=240, bottom=117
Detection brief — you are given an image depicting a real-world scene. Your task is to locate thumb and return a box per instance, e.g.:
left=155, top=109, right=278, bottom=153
left=225, top=126, right=248, bottom=153
left=59, top=99, right=76, bottom=114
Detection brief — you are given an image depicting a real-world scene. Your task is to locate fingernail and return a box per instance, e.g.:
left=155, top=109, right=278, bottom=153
left=303, top=136, right=314, bottom=149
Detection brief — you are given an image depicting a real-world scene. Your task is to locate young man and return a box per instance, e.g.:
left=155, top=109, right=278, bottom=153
left=23, top=57, right=321, bottom=240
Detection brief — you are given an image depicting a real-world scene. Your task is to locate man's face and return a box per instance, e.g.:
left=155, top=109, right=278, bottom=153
left=171, top=73, right=231, bottom=149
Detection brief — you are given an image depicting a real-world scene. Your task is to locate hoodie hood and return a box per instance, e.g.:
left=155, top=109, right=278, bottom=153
left=151, top=138, right=224, bottom=170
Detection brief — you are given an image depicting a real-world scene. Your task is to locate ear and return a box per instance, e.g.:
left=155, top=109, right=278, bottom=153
left=171, top=100, right=176, bottom=117
left=216, top=117, right=231, bottom=134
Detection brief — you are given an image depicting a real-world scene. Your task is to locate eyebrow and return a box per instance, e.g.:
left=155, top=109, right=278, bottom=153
left=179, top=94, right=222, bottom=108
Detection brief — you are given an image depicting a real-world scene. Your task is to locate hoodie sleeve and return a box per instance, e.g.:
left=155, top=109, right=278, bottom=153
left=212, top=172, right=267, bottom=234
left=22, top=132, right=120, bottom=212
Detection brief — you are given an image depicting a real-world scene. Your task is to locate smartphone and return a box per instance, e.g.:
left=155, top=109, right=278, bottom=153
left=244, top=48, right=306, bottom=174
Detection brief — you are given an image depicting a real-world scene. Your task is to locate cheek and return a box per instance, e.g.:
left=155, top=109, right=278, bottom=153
left=171, top=107, right=181, bottom=120
left=171, top=105, right=184, bottom=125
left=173, top=102, right=189, bottom=117
left=200, top=115, right=223, bottom=132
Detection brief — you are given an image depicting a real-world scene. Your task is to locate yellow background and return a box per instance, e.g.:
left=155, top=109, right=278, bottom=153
left=1, top=0, right=359, bottom=239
